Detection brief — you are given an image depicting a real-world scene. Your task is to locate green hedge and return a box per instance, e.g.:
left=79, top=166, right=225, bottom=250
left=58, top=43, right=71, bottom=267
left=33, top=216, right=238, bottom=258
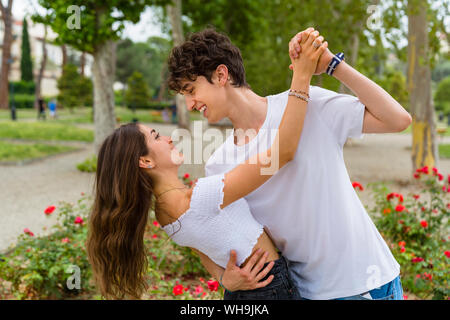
left=9, top=81, right=35, bottom=95
left=8, top=94, right=51, bottom=109
left=126, top=101, right=173, bottom=110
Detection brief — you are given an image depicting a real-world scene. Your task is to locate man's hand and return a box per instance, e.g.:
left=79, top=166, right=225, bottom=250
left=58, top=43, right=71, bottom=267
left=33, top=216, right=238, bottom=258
left=288, top=28, right=334, bottom=75
left=221, top=249, right=275, bottom=292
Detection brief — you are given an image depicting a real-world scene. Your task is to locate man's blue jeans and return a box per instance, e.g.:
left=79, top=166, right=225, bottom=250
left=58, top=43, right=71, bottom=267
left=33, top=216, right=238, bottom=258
left=334, top=275, right=404, bottom=300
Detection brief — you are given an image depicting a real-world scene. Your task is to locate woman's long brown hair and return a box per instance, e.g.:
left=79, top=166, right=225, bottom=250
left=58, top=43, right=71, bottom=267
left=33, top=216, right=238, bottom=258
left=86, top=123, right=154, bottom=299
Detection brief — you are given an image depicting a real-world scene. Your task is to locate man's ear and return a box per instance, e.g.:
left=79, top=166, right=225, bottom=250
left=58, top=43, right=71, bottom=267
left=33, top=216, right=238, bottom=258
left=215, top=64, right=229, bottom=86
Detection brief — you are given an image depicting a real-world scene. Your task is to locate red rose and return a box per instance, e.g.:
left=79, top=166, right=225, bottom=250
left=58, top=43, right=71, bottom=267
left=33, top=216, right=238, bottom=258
left=448, top=174, right=450, bottom=184
left=352, top=182, right=364, bottom=191
left=74, top=216, right=84, bottom=225
left=413, top=194, right=420, bottom=200
left=61, top=237, right=70, bottom=243
left=438, top=173, right=444, bottom=181
left=398, top=241, right=406, bottom=247
left=23, top=228, right=34, bottom=236
left=432, top=167, right=438, bottom=174
left=44, top=205, right=56, bottom=215
left=422, top=166, right=429, bottom=174
left=173, top=284, right=184, bottom=296
left=183, top=173, right=190, bottom=179
left=194, top=285, right=204, bottom=295
left=395, top=205, right=405, bottom=212
left=387, top=193, right=403, bottom=203
left=444, top=251, right=450, bottom=258
left=420, top=220, right=428, bottom=228
left=400, top=247, right=405, bottom=253
left=422, top=272, right=432, bottom=281
left=413, top=173, right=420, bottom=179
left=421, top=207, right=426, bottom=212
left=383, top=208, right=391, bottom=215
left=412, top=257, right=424, bottom=263
left=153, top=221, right=159, bottom=227
left=207, top=280, right=219, bottom=292
left=152, top=234, right=157, bottom=239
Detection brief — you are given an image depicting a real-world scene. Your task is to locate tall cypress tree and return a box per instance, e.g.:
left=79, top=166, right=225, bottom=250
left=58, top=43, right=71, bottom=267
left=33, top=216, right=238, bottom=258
left=20, top=17, right=33, bottom=82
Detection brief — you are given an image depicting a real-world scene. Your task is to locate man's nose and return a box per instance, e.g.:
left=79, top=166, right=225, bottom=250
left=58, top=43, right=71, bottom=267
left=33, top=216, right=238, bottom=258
left=184, top=95, right=195, bottom=111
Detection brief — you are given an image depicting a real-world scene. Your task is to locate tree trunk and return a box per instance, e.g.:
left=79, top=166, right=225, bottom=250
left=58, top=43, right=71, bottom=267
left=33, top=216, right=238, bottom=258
left=80, top=51, right=85, bottom=77
left=92, top=40, right=117, bottom=152
left=167, top=0, right=190, bottom=130
left=34, top=25, right=47, bottom=109
left=0, top=0, right=13, bottom=110
left=339, top=25, right=361, bottom=94
left=407, top=0, right=438, bottom=171
left=61, top=44, right=67, bottom=69
left=157, top=63, right=167, bottom=102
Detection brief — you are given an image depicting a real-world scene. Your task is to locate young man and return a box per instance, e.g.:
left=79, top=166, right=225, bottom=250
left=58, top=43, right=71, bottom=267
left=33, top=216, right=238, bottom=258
left=167, top=28, right=411, bottom=300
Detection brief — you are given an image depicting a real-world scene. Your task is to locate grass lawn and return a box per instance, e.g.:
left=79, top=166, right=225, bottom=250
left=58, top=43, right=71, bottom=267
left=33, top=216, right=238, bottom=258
left=0, top=121, right=93, bottom=142
left=0, top=107, right=203, bottom=124
left=0, top=141, right=77, bottom=162
left=402, top=121, right=450, bottom=136
left=438, top=144, right=450, bottom=158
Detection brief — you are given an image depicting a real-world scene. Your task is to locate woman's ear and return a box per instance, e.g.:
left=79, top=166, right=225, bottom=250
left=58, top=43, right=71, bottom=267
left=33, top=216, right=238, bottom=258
left=139, top=157, right=154, bottom=169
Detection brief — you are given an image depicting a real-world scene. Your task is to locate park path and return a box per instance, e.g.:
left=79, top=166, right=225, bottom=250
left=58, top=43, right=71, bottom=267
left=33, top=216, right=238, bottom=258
left=1, top=122, right=450, bottom=253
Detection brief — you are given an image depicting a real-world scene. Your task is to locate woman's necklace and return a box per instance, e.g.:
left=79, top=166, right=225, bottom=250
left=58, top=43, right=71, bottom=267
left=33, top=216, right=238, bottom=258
left=155, top=186, right=189, bottom=200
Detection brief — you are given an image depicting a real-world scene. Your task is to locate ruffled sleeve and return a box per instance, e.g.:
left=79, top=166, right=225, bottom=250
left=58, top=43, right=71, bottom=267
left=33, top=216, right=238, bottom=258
left=189, top=173, right=226, bottom=215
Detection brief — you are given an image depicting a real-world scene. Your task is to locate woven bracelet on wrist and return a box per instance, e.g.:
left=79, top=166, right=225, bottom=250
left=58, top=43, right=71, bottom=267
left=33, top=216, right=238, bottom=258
left=326, top=52, right=345, bottom=76
left=219, top=273, right=228, bottom=291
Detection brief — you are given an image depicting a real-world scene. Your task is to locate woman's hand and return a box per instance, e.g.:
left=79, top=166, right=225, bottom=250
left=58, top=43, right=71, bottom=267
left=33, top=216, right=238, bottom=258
left=289, top=28, right=328, bottom=80
left=289, top=28, right=331, bottom=75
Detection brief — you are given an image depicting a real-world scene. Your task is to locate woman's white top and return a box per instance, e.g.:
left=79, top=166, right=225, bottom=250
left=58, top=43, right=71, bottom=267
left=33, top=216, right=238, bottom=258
left=161, top=173, right=264, bottom=268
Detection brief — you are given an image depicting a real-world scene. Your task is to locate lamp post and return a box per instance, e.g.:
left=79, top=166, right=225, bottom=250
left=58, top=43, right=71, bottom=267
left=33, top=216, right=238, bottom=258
left=7, top=57, right=16, bottom=120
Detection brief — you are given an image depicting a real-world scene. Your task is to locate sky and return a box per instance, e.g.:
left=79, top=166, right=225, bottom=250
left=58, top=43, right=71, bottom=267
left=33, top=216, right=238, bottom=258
left=11, top=0, right=166, bottom=42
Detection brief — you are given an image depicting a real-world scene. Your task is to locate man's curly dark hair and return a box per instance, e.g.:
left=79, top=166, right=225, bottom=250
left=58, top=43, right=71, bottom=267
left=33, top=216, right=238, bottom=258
left=167, top=28, right=250, bottom=92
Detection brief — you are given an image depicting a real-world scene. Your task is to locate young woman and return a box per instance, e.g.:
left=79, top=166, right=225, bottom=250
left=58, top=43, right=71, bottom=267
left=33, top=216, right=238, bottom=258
left=86, top=29, right=327, bottom=300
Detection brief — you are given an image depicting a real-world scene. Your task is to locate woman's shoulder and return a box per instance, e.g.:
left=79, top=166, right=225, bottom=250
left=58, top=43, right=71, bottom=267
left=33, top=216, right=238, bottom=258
left=156, top=189, right=193, bottom=227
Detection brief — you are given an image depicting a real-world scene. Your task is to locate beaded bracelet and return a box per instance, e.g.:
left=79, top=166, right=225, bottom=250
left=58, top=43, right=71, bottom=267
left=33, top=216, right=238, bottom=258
left=288, top=90, right=310, bottom=102
left=290, top=88, right=310, bottom=98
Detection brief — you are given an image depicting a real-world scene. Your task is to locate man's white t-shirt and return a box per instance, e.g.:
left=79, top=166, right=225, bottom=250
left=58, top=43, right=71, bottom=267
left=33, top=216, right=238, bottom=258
left=205, top=86, right=400, bottom=300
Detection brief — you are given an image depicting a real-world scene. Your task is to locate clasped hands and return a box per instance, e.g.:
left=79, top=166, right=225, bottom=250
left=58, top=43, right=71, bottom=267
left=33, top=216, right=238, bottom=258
left=288, top=27, right=334, bottom=75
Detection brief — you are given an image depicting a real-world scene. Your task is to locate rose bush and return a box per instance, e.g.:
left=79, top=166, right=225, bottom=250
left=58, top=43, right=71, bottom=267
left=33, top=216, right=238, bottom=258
left=362, top=166, right=449, bottom=300
left=0, top=173, right=222, bottom=300
left=0, top=196, right=93, bottom=299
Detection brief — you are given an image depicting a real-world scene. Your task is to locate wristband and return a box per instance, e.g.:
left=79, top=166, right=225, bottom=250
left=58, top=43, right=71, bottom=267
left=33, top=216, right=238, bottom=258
left=326, top=52, right=344, bottom=76
left=219, top=272, right=228, bottom=291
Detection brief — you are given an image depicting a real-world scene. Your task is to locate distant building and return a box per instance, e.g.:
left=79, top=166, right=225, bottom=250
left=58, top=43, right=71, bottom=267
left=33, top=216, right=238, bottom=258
left=0, top=17, right=92, bottom=97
